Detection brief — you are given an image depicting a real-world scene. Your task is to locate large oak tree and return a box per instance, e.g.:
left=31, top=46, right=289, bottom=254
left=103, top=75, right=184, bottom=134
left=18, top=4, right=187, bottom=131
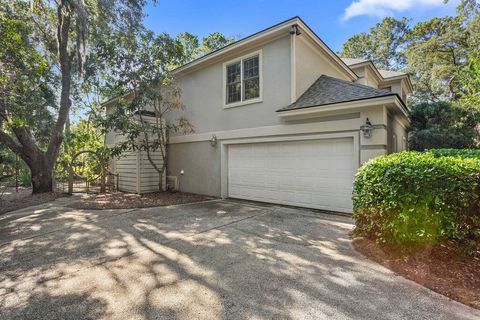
left=0, top=0, right=148, bottom=193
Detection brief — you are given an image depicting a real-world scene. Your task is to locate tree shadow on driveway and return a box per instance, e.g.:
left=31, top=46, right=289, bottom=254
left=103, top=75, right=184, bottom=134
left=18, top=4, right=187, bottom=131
left=0, top=199, right=479, bottom=319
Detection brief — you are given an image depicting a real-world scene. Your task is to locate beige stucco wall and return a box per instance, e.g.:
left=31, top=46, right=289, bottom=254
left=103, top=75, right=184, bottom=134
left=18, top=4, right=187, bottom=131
left=106, top=31, right=407, bottom=197
left=380, top=81, right=409, bottom=103
left=387, top=113, right=409, bottom=153
left=294, top=37, right=350, bottom=99
left=364, top=68, right=380, bottom=88
left=166, top=28, right=397, bottom=195
left=350, top=65, right=408, bottom=103
left=171, top=36, right=292, bottom=135
left=167, top=104, right=389, bottom=197
left=359, top=105, right=388, bottom=164
left=349, top=66, right=380, bottom=88
left=167, top=141, right=221, bottom=196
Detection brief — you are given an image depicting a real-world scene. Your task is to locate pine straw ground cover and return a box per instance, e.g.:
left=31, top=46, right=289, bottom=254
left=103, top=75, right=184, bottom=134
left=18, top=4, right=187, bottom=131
left=352, top=237, right=480, bottom=309
left=351, top=150, right=480, bottom=309
left=67, top=191, right=214, bottom=210
left=0, top=187, right=61, bottom=215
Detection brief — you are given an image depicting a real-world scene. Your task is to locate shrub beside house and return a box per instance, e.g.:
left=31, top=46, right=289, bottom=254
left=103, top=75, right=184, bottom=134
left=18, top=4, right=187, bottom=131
left=352, top=149, right=480, bottom=253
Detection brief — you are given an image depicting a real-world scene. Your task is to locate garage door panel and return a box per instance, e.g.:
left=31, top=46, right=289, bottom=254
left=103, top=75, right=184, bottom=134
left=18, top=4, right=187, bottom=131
left=228, top=138, right=355, bottom=212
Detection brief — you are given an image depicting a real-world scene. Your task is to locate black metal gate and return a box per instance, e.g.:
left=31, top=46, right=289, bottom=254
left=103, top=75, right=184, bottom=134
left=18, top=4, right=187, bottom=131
left=55, top=150, right=118, bottom=194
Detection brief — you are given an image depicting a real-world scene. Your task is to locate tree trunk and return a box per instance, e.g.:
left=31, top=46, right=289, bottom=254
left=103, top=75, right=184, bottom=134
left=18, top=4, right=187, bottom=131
left=31, top=169, right=53, bottom=193
left=30, top=156, right=54, bottom=194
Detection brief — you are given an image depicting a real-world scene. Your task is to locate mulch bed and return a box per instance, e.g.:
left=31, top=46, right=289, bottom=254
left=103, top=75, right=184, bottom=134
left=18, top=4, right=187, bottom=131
left=352, top=236, right=480, bottom=309
left=67, top=191, right=214, bottom=210
left=0, top=187, right=62, bottom=215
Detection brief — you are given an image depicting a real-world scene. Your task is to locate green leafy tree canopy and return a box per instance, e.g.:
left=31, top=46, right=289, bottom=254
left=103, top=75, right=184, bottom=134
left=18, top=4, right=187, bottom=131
left=408, top=101, right=480, bottom=150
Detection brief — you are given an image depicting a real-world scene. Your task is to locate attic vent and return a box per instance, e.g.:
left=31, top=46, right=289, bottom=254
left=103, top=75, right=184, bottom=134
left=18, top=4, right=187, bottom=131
left=166, top=176, right=179, bottom=191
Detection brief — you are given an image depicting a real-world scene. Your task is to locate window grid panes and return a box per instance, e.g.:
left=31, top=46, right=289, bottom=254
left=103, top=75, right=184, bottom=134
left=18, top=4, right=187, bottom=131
left=225, top=54, right=260, bottom=105
left=226, top=62, right=241, bottom=104
left=243, top=56, right=259, bottom=100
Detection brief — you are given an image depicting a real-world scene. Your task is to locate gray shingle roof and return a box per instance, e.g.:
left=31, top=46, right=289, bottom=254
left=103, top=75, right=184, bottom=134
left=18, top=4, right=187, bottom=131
left=341, top=57, right=368, bottom=65
left=378, top=69, right=407, bottom=78
left=277, top=75, right=394, bottom=112
left=341, top=58, right=408, bottom=79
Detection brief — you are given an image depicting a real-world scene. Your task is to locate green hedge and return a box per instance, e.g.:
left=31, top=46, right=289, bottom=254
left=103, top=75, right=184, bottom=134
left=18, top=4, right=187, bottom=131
left=352, top=151, right=480, bottom=250
left=425, top=148, right=480, bottom=159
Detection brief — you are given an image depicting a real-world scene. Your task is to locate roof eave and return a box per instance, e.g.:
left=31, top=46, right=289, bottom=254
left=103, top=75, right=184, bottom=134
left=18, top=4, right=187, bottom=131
left=277, top=94, right=408, bottom=119
left=381, top=74, right=414, bottom=94
left=173, top=17, right=358, bottom=81
left=346, top=60, right=413, bottom=93
left=173, top=17, right=301, bottom=75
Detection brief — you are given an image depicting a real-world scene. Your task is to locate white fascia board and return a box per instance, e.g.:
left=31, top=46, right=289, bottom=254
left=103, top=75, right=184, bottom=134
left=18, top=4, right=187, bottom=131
left=173, top=18, right=299, bottom=75
left=173, top=17, right=358, bottom=82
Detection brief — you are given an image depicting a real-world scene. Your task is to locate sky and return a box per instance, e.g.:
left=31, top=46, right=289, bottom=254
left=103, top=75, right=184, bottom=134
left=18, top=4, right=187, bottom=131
left=143, top=0, right=461, bottom=53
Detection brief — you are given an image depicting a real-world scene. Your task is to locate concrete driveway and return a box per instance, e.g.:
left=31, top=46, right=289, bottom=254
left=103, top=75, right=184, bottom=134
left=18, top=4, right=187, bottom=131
left=0, top=198, right=478, bottom=320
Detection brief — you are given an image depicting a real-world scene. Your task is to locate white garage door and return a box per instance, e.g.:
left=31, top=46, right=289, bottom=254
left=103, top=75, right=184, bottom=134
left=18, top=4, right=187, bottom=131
left=228, top=138, right=355, bottom=212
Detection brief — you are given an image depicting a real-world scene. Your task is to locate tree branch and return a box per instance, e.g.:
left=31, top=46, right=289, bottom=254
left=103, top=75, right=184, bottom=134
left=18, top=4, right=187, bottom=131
left=46, top=1, right=72, bottom=163
left=0, top=130, right=23, bottom=155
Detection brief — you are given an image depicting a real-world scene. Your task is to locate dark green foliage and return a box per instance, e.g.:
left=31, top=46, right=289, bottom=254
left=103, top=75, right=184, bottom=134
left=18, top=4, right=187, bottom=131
left=175, top=31, right=235, bottom=65
left=353, top=151, right=480, bottom=251
left=340, top=1, right=480, bottom=102
left=0, top=145, right=31, bottom=186
left=340, top=17, right=409, bottom=70
left=426, top=148, right=480, bottom=159
left=17, top=168, right=31, bottom=186
left=409, top=101, right=480, bottom=150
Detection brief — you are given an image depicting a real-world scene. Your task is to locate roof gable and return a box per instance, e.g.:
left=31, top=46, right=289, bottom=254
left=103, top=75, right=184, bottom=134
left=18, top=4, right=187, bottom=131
left=174, top=17, right=357, bottom=80
left=341, top=58, right=413, bottom=93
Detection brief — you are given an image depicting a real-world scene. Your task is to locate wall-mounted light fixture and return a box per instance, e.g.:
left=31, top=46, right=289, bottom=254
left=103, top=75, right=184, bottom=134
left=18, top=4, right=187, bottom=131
left=289, top=24, right=301, bottom=36
left=210, top=134, right=218, bottom=147
left=360, top=118, right=373, bottom=138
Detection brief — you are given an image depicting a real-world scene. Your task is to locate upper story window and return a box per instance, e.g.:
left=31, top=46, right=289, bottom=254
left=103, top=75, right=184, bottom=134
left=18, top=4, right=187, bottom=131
left=223, top=50, right=262, bottom=108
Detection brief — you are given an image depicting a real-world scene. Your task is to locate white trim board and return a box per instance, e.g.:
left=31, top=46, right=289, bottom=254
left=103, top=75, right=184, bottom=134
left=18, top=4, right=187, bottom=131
left=290, top=33, right=297, bottom=103
left=169, top=119, right=361, bottom=145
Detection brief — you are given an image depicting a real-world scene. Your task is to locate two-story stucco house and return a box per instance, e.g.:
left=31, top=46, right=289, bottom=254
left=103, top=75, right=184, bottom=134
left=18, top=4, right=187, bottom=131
left=108, top=17, right=412, bottom=213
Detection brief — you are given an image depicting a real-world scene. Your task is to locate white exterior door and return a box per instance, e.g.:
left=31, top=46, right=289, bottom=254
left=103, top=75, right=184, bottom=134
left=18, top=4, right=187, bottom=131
left=227, top=138, right=355, bottom=212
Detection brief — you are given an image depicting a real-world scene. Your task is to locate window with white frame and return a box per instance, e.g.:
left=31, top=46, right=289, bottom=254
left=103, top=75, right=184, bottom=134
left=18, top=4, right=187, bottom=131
left=225, top=53, right=261, bottom=105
